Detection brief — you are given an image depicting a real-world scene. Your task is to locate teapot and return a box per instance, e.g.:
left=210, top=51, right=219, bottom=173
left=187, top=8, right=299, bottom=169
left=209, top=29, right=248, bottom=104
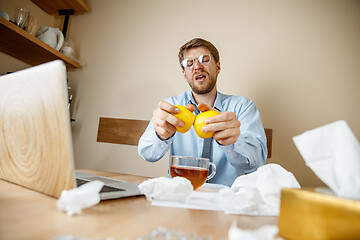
left=37, top=26, right=64, bottom=51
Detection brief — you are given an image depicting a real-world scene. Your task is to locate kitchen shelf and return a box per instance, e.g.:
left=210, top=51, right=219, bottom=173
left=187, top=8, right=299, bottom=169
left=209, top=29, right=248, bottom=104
left=0, top=17, right=80, bottom=69
left=30, top=0, right=89, bottom=14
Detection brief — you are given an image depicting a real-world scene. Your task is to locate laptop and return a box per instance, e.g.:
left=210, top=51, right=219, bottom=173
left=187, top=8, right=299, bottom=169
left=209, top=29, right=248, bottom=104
left=0, top=60, right=142, bottom=200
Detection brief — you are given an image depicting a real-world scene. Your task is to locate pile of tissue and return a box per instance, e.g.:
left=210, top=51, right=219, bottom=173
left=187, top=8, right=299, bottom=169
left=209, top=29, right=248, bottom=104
left=219, top=164, right=300, bottom=216
left=293, top=120, right=360, bottom=200
left=228, top=221, right=282, bottom=240
left=139, top=164, right=300, bottom=216
left=138, top=177, right=193, bottom=202
left=57, top=180, right=104, bottom=216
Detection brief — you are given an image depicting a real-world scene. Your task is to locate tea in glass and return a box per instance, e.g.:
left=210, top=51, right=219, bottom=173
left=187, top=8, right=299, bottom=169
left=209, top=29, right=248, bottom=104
left=170, top=156, right=216, bottom=190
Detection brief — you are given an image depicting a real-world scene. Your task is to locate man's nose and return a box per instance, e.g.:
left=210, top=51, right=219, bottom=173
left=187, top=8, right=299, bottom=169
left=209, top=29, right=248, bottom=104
left=193, top=59, right=204, bottom=69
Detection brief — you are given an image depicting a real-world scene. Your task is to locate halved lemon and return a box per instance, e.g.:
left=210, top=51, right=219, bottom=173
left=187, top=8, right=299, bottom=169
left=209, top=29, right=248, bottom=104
left=172, top=105, right=196, bottom=133
left=193, top=110, right=219, bottom=138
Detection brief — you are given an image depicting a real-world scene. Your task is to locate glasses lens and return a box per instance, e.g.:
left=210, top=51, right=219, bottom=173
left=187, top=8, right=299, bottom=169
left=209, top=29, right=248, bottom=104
left=182, top=54, right=211, bottom=68
left=201, top=54, right=211, bottom=63
left=182, top=58, right=194, bottom=68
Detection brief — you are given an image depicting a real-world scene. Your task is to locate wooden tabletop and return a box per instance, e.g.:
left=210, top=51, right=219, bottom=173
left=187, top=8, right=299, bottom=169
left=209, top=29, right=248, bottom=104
left=0, top=169, right=278, bottom=240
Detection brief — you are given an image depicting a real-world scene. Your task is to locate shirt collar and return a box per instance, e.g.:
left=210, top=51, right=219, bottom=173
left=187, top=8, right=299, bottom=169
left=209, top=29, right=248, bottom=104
left=185, top=91, right=224, bottom=112
left=213, top=92, right=224, bottom=112
left=185, top=91, right=194, bottom=105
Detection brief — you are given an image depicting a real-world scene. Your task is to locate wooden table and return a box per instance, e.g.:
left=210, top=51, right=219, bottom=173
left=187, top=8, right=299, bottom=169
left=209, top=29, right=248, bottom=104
left=0, top=169, right=278, bottom=240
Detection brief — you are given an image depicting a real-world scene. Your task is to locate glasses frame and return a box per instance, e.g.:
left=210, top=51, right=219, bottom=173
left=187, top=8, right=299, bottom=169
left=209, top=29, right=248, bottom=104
left=181, top=54, right=212, bottom=69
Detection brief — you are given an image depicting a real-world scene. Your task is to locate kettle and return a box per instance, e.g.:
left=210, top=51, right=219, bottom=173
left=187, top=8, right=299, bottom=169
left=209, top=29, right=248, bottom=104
left=37, top=26, right=64, bottom=51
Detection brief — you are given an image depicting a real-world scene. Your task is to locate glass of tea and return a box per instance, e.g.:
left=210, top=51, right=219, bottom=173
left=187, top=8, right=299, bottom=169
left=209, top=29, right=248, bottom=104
left=170, top=156, right=216, bottom=190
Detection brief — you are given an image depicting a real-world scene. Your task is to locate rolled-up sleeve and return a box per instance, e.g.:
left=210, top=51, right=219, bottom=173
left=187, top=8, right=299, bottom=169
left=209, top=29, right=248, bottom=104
left=138, top=119, right=173, bottom=162
left=218, top=98, right=267, bottom=173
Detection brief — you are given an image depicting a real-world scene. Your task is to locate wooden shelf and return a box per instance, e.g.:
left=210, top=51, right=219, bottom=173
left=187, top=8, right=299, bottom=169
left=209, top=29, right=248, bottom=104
left=0, top=17, right=80, bottom=69
left=30, top=0, right=89, bottom=14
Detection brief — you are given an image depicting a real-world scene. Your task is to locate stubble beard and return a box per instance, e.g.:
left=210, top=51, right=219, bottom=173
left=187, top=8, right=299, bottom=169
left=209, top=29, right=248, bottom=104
left=188, top=72, right=217, bottom=95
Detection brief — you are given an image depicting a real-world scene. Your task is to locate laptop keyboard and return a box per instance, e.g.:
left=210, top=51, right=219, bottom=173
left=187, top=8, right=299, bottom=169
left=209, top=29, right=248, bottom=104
left=76, top=178, right=125, bottom=193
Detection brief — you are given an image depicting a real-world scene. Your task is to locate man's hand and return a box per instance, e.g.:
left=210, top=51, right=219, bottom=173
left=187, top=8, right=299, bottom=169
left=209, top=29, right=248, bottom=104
left=198, top=103, right=241, bottom=145
left=152, top=101, right=194, bottom=140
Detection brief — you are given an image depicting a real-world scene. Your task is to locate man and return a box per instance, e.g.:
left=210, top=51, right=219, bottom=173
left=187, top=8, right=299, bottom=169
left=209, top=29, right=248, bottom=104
left=138, top=38, right=267, bottom=186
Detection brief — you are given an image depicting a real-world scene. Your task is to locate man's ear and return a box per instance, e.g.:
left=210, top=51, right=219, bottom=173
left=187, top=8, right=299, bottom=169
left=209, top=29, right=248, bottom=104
left=217, top=61, right=221, bottom=74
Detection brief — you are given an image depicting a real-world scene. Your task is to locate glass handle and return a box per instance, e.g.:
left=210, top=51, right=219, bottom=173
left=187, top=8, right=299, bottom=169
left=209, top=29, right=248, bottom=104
left=207, top=162, right=216, bottom=180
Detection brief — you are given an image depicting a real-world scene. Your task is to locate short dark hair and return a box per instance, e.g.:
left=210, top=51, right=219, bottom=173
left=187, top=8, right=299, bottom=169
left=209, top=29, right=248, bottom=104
left=178, top=38, right=220, bottom=70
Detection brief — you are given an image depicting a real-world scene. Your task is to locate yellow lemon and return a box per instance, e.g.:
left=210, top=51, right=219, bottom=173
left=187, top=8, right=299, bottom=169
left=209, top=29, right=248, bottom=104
left=193, top=110, right=219, bottom=138
left=172, top=105, right=196, bottom=133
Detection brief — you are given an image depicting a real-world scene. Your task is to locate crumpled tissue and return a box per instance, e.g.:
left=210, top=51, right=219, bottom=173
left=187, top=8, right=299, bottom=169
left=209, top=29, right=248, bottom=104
left=219, top=164, right=301, bottom=216
left=57, top=180, right=104, bottom=216
left=138, top=177, right=193, bottom=202
left=228, top=221, right=282, bottom=240
left=293, top=120, right=360, bottom=200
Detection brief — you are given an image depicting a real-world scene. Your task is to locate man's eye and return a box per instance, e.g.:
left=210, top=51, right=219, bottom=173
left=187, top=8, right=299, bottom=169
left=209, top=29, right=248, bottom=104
left=186, top=59, right=193, bottom=67
left=202, top=55, right=211, bottom=63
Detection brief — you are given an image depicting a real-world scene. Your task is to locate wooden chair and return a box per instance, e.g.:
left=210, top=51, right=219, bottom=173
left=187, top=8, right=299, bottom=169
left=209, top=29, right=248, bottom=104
left=97, top=117, right=272, bottom=158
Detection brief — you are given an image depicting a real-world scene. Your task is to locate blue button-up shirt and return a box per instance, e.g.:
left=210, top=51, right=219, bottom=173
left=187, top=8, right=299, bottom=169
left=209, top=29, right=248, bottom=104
left=138, top=91, right=267, bottom=186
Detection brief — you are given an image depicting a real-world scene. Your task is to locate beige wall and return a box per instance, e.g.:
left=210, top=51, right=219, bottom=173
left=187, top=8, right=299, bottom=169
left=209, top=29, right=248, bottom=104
left=1, top=0, right=359, bottom=187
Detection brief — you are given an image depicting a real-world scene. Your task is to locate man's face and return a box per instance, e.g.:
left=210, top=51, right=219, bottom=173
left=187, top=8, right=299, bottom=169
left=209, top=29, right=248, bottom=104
left=182, top=47, right=221, bottom=95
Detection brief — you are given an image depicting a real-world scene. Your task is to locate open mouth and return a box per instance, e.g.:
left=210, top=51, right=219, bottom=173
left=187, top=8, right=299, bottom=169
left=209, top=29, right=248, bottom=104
left=195, top=74, right=206, bottom=81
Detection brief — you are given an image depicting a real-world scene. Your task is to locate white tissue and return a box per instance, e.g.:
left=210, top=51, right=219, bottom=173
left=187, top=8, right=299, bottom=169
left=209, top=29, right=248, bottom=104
left=219, top=164, right=300, bottom=216
left=139, top=177, right=193, bottom=202
left=228, top=221, right=282, bottom=240
left=293, top=120, right=360, bottom=200
left=56, top=180, right=104, bottom=216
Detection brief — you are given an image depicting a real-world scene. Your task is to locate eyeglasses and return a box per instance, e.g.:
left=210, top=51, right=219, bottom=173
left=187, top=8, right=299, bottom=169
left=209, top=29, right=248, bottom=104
left=181, top=54, right=212, bottom=68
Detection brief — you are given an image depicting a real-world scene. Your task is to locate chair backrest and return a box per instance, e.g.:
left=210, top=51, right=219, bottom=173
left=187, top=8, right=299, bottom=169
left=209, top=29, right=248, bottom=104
left=97, top=117, right=272, bottom=158
left=97, top=117, right=149, bottom=146
left=264, top=128, right=272, bottom=158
